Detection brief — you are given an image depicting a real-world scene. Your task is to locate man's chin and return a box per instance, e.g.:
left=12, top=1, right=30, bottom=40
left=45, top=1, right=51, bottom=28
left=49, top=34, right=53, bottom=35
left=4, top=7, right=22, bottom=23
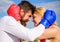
left=23, top=20, right=29, bottom=22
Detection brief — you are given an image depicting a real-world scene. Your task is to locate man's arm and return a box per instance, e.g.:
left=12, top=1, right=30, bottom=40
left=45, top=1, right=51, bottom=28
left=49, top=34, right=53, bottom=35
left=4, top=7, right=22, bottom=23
left=0, top=16, right=45, bottom=41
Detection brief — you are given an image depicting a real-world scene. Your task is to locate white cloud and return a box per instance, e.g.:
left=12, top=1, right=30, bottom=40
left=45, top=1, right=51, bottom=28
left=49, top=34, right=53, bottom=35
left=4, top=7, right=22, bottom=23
left=0, top=0, right=15, bottom=13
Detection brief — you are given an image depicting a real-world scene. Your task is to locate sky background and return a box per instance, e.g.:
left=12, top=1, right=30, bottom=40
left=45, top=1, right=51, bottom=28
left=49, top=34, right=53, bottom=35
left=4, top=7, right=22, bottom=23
left=0, top=0, right=60, bottom=28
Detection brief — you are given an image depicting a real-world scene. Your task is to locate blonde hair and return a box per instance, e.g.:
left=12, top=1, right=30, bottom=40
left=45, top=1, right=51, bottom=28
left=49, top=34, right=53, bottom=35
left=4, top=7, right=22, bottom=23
left=34, top=7, right=57, bottom=26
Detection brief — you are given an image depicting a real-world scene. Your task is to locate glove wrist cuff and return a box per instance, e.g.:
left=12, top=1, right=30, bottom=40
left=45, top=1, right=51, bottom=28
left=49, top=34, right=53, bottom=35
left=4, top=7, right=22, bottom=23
left=40, top=19, right=50, bottom=28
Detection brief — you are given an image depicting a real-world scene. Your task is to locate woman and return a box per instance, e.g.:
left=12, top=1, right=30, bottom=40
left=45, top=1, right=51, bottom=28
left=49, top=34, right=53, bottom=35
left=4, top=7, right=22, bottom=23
left=33, top=7, right=60, bottom=42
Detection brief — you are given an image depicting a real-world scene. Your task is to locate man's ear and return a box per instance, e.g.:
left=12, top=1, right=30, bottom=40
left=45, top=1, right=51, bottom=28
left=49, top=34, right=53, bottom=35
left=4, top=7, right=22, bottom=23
left=20, top=9, right=24, bottom=17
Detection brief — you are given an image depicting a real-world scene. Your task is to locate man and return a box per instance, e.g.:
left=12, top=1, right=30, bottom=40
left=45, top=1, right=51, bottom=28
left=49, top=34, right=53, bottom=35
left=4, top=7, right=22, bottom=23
left=18, top=1, right=36, bottom=26
left=18, top=1, right=36, bottom=42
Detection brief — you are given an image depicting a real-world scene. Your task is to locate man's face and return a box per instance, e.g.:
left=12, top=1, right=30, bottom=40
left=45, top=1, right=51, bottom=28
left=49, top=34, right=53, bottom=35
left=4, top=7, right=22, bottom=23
left=20, top=9, right=32, bottom=22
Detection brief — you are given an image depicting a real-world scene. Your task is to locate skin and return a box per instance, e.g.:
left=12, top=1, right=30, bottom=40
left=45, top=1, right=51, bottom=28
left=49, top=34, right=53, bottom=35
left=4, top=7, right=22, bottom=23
left=20, top=9, right=32, bottom=26
left=53, top=29, right=60, bottom=42
left=33, top=14, right=41, bottom=26
left=33, top=13, right=60, bottom=42
left=20, top=9, right=32, bottom=22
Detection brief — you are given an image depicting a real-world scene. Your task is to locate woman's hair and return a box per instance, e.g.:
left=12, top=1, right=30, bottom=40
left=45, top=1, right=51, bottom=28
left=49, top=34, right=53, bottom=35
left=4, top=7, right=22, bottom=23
left=34, top=7, right=46, bottom=18
left=34, top=7, right=57, bottom=26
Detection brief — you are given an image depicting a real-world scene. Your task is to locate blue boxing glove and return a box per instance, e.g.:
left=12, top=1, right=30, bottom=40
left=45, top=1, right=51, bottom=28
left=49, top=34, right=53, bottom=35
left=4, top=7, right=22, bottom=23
left=40, top=10, right=56, bottom=28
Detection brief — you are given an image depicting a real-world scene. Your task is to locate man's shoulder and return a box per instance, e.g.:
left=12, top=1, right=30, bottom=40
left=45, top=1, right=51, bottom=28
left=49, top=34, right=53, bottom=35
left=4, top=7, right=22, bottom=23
left=0, top=16, right=15, bottom=21
left=0, top=16, right=16, bottom=24
left=2, top=16, right=14, bottom=19
left=0, top=16, right=20, bottom=26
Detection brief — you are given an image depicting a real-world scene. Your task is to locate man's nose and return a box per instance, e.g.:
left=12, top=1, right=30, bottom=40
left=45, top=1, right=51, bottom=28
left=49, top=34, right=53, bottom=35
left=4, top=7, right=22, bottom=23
left=28, top=18, right=30, bottom=21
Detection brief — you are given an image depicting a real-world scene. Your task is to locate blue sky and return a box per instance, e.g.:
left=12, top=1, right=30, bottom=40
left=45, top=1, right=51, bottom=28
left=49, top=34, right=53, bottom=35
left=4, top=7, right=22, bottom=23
left=12, top=0, right=60, bottom=4
left=0, top=0, right=60, bottom=28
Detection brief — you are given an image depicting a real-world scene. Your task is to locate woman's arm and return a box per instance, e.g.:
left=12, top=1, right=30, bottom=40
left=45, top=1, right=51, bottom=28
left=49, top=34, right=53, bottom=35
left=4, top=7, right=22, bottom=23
left=0, top=16, right=45, bottom=41
left=36, top=25, right=59, bottom=40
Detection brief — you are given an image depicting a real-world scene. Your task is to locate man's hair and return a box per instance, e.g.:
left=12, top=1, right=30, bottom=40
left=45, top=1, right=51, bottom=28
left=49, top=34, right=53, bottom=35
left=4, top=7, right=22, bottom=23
left=18, top=1, right=36, bottom=14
